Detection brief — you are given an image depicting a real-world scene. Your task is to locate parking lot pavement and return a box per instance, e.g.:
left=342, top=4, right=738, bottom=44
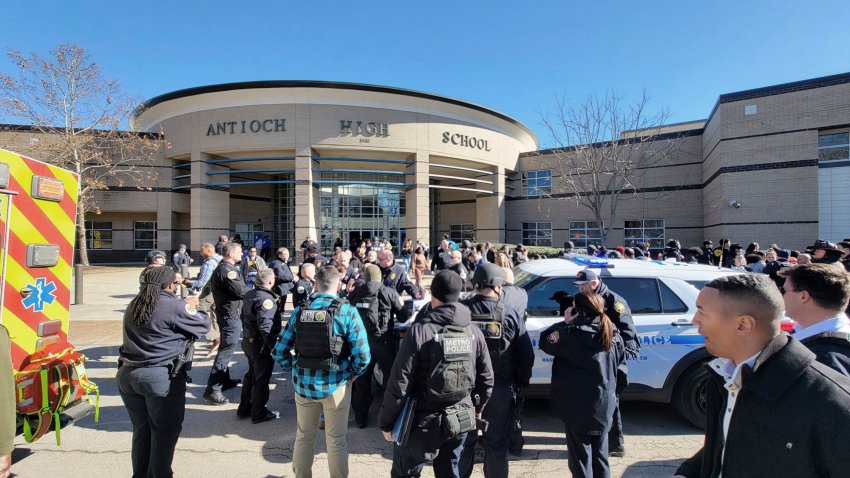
left=9, top=267, right=704, bottom=477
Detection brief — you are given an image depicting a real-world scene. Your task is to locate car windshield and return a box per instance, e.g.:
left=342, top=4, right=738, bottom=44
left=513, top=268, right=538, bottom=288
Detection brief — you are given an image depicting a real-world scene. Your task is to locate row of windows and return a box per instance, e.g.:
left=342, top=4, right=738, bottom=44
left=84, top=221, right=157, bottom=250
left=516, top=219, right=665, bottom=248
left=525, top=276, right=688, bottom=316
left=818, top=131, right=850, bottom=162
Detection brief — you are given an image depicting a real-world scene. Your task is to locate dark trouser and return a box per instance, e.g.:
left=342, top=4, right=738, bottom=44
left=608, top=395, right=624, bottom=449
left=206, top=316, right=241, bottom=393
left=459, top=381, right=513, bottom=478
left=352, top=336, right=395, bottom=422
left=565, top=426, right=610, bottom=478
left=117, top=365, right=186, bottom=478
left=238, top=338, right=275, bottom=419
left=392, top=431, right=468, bottom=478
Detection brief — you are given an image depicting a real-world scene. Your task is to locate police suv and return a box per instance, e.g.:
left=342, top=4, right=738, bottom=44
left=514, top=255, right=765, bottom=429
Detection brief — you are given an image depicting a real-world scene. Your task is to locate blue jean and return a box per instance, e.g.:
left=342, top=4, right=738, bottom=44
left=402, top=256, right=411, bottom=272
left=117, top=365, right=186, bottom=478
left=392, top=431, right=468, bottom=478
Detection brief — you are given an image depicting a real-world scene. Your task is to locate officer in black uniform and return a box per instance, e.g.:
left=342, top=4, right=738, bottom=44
left=268, top=247, right=295, bottom=309
left=292, top=262, right=316, bottom=309
left=574, top=268, right=638, bottom=457
left=117, top=266, right=210, bottom=478
left=430, top=239, right=451, bottom=272
left=237, top=269, right=282, bottom=423
left=204, top=241, right=249, bottom=405
left=458, top=263, right=534, bottom=478
left=347, top=264, right=407, bottom=428
left=303, top=244, right=330, bottom=268
left=446, top=250, right=470, bottom=289
left=378, top=250, right=422, bottom=299
left=379, top=270, right=494, bottom=478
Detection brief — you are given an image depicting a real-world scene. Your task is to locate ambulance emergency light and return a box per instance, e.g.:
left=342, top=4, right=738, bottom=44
left=31, top=175, right=65, bottom=202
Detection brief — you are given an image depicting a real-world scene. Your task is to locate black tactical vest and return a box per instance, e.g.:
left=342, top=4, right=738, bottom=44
left=353, top=288, right=385, bottom=336
left=422, top=323, right=475, bottom=404
left=294, top=299, right=349, bottom=370
left=468, top=299, right=512, bottom=378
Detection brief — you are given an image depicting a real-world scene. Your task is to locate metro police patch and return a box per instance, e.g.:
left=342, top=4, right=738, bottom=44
left=614, top=301, right=626, bottom=314
left=185, top=303, right=197, bottom=315
left=226, top=270, right=238, bottom=280
left=390, top=272, right=396, bottom=280
left=262, top=299, right=274, bottom=310
left=297, top=286, right=305, bottom=293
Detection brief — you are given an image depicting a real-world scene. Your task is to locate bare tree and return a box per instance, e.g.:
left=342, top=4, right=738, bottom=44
left=538, top=90, right=687, bottom=246
left=0, top=44, right=166, bottom=265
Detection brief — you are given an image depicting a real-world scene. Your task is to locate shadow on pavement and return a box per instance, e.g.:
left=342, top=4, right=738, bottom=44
left=622, top=459, right=687, bottom=477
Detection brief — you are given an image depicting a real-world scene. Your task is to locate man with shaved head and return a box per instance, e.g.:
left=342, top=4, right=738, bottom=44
left=377, top=249, right=421, bottom=299
left=674, top=274, right=850, bottom=478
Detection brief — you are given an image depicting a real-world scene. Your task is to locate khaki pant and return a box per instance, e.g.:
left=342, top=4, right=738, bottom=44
left=293, top=383, right=352, bottom=478
left=198, top=292, right=219, bottom=341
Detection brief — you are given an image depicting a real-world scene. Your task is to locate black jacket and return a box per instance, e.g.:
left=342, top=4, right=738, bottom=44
left=268, top=258, right=295, bottom=296
left=303, top=254, right=330, bottom=268
left=800, top=332, right=850, bottom=377
left=241, top=286, right=282, bottom=351
left=448, top=263, right=470, bottom=287
left=119, top=291, right=211, bottom=367
left=347, top=281, right=406, bottom=338
left=461, top=295, right=534, bottom=386
left=430, top=249, right=450, bottom=271
left=378, top=302, right=494, bottom=431
left=382, top=263, right=420, bottom=298
left=596, top=282, right=638, bottom=349
left=209, top=261, right=248, bottom=319
left=676, top=335, right=850, bottom=478
left=539, top=316, right=622, bottom=433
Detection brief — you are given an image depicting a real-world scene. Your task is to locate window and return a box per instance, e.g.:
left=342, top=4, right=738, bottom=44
left=659, top=280, right=689, bottom=313
left=818, top=132, right=850, bottom=162
left=450, top=224, right=474, bottom=244
left=624, top=219, right=665, bottom=249
left=85, top=221, right=112, bottom=249
left=134, top=221, right=157, bottom=250
left=522, top=170, right=551, bottom=197
left=522, top=222, right=552, bottom=246
left=568, top=221, right=601, bottom=248
left=604, top=278, right=662, bottom=314
left=527, top=278, right=579, bottom=317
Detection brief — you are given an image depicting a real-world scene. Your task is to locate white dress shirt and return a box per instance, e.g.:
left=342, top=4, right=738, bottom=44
left=793, top=315, right=850, bottom=341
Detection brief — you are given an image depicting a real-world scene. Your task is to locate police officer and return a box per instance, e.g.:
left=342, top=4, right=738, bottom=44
left=348, top=264, right=407, bottom=428
left=117, top=266, right=211, bottom=478
left=430, top=239, right=451, bottom=272
left=378, top=250, right=422, bottom=299
left=379, top=270, right=494, bottom=478
left=204, top=242, right=249, bottom=405
left=292, top=262, right=317, bottom=309
left=237, top=268, right=282, bottom=423
left=447, top=250, right=470, bottom=288
left=575, top=268, right=639, bottom=457
left=268, top=247, right=295, bottom=310
left=273, top=266, right=371, bottom=478
left=139, top=249, right=167, bottom=285
left=809, top=239, right=845, bottom=264
left=459, top=264, right=534, bottom=478
left=303, top=244, right=330, bottom=268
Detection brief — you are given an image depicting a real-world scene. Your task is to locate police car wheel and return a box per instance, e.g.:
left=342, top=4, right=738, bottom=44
left=672, top=364, right=709, bottom=430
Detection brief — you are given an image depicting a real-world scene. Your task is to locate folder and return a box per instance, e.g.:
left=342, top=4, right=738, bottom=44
left=392, top=395, right=417, bottom=446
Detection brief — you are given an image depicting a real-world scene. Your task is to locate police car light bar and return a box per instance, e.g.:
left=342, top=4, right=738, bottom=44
left=564, top=253, right=615, bottom=268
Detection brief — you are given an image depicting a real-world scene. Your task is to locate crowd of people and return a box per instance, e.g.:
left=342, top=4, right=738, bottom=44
left=110, top=230, right=850, bottom=478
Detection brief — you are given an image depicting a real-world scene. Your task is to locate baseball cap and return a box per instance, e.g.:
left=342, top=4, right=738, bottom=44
left=146, top=249, right=166, bottom=263
left=431, top=270, right=463, bottom=303
left=306, top=244, right=318, bottom=253
left=471, top=263, right=505, bottom=290
left=574, top=269, right=600, bottom=284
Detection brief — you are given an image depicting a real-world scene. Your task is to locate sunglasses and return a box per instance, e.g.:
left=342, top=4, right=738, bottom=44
left=779, top=286, right=801, bottom=295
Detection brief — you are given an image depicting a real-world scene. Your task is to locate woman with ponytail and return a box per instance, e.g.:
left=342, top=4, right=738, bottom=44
left=117, top=266, right=211, bottom=478
left=538, top=292, right=623, bottom=478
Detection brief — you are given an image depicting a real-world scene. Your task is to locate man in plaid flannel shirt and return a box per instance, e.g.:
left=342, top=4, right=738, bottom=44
left=274, top=265, right=370, bottom=478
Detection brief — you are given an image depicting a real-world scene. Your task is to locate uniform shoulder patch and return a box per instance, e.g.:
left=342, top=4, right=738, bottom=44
left=226, top=270, right=238, bottom=280
left=547, top=330, right=560, bottom=343
left=460, top=271, right=467, bottom=280
left=185, top=303, right=197, bottom=315
left=614, top=301, right=626, bottom=314
left=297, top=285, right=305, bottom=293
left=316, top=260, right=323, bottom=267
left=262, top=298, right=275, bottom=310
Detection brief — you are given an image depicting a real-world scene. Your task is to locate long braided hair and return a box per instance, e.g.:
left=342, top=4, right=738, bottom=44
left=129, top=266, right=175, bottom=325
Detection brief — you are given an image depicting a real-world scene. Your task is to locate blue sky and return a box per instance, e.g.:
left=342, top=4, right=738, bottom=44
left=1, top=1, right=848, bottom=147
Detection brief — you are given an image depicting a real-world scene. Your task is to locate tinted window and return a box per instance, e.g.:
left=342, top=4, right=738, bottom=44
left=603, top=278, right=662, bottom=314
left=659, top=280, right=689, bottom=313
left=527, top=278, right=579, bottom=317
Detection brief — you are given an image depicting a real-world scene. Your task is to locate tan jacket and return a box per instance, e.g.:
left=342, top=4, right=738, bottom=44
left=0, top=325, right=14, bottom=455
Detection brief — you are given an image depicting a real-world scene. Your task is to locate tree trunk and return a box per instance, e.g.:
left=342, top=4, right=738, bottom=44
left=76, top=208, right=89, bottom=266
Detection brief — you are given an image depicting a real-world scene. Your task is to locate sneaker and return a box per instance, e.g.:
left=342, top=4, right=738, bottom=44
left=222, top=379, right=241, bottom=391
left=609, top=445, right=626, bottom=458
left=204, top=391, right=230, bottom=406
left=252, top=410, right=280, bottom=424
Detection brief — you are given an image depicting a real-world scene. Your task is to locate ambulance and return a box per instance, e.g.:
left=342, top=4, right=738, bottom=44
left=0, top=148, right=97, bottom=442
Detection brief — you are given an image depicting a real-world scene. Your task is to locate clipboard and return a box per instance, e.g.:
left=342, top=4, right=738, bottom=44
left=392, top=395, right=417, bottom=446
